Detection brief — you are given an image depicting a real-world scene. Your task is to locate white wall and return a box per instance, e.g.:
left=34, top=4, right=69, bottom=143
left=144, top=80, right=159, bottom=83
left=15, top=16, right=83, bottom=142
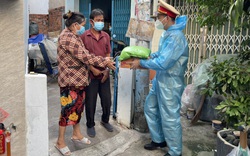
left=29, top=0, right=65, bottom=14
left=65, top=0, right=79, bottom=12
left=26, top=1, right=50, bottom=155
left=28, top=0, right=49, bottom=14
left=25, top=74, right=48, bottom=156
left=117, top=68, right=134, bottom=128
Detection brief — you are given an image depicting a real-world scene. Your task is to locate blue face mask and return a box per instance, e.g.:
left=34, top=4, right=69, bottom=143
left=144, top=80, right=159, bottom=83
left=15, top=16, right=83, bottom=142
left=76, top=25, right=85, bottom=35
left=93, top=21, right=104, bottom=31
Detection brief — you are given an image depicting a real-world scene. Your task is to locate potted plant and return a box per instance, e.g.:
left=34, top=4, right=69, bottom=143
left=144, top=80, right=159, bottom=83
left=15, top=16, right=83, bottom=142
left=205, top=54, right=250, bottom=153
left=206, top=55, right=250, bottom=129
left=187, top=0, right=250, bottom=154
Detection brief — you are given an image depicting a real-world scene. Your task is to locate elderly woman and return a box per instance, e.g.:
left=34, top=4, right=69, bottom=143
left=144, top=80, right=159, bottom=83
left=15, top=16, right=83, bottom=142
left=55, top=11, right=115, bottom=156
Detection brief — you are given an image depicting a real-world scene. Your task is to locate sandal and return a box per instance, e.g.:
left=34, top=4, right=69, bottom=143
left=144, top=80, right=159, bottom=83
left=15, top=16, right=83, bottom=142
left=54, top=145, right=71, bottom=156
left=71, top=137, right=91, bottom=144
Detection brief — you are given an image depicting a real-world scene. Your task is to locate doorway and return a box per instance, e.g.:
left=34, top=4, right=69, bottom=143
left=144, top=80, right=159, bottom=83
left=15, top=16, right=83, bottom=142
left=79, top=0, right=131, bottom=45
left=92, top=0, right=112, bottom=35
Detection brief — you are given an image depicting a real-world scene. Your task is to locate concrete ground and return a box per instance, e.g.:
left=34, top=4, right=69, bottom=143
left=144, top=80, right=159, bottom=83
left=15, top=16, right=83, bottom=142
left=47, top=78, right=217, bottom=156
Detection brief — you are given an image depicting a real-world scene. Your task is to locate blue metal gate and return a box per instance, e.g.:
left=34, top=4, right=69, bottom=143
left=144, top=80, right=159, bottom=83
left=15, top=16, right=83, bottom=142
left=79, top=0, right=91, bottom=29
left=111, top=0, right=131, bottom=45
left=80, top=0, right=130, bottom=46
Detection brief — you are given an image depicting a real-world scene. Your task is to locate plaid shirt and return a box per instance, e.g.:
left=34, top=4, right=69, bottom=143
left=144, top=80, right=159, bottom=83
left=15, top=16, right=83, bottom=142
left=57, top=28, right=108, bottom=87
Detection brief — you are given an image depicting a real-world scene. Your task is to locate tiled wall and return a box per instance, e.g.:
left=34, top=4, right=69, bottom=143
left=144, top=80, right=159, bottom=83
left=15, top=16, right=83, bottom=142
left=29, top=6, right=65, bottom=35
left=29, top=14, right=49, bottom=35
left=48, top=6, right=65, bottom=32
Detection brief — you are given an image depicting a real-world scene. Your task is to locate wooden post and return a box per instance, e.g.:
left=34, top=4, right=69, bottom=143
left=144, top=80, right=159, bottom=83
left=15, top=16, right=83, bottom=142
left=240, top=131, right=247, bottom=149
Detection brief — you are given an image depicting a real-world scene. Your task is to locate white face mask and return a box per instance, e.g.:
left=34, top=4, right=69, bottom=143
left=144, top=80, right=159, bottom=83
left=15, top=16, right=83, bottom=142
left=155, top=16, right=166, bottom=29
left=155, top=20, right=164, bottom=29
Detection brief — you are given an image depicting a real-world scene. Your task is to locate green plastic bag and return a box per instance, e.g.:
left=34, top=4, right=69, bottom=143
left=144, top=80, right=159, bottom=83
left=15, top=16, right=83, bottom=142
left=119, top=46, right=151, bottom=61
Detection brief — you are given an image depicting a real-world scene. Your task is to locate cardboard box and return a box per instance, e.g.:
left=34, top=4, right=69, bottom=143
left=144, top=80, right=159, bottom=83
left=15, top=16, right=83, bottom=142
left=120, top=58, right=134, bottom=68
left=120, top=58, right=146, bottom=69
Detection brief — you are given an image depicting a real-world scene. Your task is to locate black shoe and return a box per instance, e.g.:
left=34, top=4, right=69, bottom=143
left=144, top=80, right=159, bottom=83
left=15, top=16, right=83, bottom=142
left=101, top=121, right=113, bottom=132
left=87, top=127, right=96, bottom=138
left=144, top=141, right=167, bottom=150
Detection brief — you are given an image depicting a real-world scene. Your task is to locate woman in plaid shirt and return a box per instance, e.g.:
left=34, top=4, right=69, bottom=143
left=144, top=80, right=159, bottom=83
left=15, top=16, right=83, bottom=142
left=55, top=11, right=115, bottom=156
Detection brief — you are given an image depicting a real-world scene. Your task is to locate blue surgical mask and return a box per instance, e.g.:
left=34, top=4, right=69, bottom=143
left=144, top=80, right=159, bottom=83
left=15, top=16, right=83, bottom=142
left=93, top=21, right=104, bottom=31
left=76, top=25, right=85, bottom=35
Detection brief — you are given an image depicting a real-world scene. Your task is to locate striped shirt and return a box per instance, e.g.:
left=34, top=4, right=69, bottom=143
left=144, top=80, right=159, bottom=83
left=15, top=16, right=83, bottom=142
left=57, top=28, right=108, bottom=87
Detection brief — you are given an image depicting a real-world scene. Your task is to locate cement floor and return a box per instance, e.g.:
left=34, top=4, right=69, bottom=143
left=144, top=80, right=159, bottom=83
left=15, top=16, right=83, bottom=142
left=47, top=78, right=217, bottom=156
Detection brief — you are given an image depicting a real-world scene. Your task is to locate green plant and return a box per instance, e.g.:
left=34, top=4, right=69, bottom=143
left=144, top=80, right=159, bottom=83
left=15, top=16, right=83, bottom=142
left=204, top=56, right=250, bottom=128
left=186, top=0, right=250, bottom=29
left=187, top=0, right=250, bottom=128
left=186, top=0, right=230, bottom=29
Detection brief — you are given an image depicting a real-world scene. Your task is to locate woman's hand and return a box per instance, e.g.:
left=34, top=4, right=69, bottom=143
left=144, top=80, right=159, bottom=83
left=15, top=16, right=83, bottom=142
left=105, top=57, right=116, bottom=70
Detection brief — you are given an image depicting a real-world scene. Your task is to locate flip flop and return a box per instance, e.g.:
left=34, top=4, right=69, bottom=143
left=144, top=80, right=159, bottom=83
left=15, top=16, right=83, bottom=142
left=54, top=145, right=71, bottom=156
left=71, top=137, right=91, bottom=144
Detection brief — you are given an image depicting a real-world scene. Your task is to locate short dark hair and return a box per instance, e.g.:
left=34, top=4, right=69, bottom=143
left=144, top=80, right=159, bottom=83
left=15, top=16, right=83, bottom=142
left=63, top=10, right=85, bottom=27
left=170, top=16, right=176, bottom=21
left=90, top=8, right=104, bottom=20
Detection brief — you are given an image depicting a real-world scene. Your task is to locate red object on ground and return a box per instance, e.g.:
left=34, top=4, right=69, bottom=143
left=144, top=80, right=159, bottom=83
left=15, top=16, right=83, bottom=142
left=5, top=130, right=11, bottom=156
left=0, top=129, right=5, bottom=154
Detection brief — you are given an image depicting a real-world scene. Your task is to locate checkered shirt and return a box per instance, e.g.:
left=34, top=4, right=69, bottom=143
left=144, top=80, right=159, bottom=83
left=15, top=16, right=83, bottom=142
left=57, top=28, right=108, bottom=87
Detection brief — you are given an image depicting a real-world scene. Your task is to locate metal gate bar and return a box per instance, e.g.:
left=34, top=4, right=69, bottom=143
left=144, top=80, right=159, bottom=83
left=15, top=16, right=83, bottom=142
left=166, top=0, right=249, bottom=84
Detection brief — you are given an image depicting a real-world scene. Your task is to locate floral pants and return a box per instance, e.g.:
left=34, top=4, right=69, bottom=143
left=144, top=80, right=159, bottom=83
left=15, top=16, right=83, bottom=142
left=59, top=87, right=85, bottom=126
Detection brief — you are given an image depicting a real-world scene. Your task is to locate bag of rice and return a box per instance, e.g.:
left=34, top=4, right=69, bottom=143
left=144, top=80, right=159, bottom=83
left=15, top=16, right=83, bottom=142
left=119, top=46, right=151, bottom=61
